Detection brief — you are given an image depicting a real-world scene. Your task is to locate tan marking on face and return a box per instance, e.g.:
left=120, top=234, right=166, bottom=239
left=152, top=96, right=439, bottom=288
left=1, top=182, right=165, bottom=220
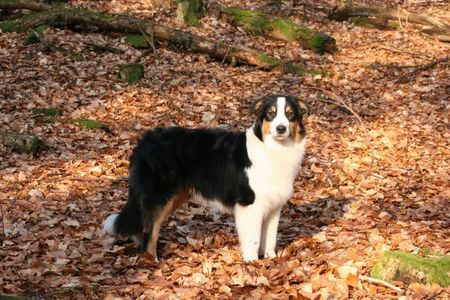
left=144, top=189, right=189, bottom=260
left=261, top=105, right=276, bottom=140
left=286, top=106, right=294, bottom=115
left=262, top=120, right=270, bottom=141
left=289, top=121, right=303, bottom=143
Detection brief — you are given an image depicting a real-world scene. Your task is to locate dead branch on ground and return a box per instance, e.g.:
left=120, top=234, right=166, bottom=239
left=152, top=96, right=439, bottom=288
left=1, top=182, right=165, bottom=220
left=329, top=5, right=450, bottom=42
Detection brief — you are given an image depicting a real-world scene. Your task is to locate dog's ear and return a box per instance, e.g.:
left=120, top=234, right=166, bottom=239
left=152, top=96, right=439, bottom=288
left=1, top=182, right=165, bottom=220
left=297, top=100, right=310, bottom=116
left=250, top=97, right=265, bottom=115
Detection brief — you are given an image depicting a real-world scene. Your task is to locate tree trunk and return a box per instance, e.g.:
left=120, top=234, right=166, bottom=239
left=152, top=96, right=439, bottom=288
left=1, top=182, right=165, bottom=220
left=210, top=2, right=337, bottom=54
left=0, top=1, right=314, bottom=74
left=329, top=5, right=450, bottom=42
left=175, top=0, right=205, bottom=27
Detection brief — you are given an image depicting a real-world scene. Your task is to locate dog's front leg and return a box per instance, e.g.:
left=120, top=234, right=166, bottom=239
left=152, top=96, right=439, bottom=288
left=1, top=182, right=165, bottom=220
left=259, top=206, right=282, bottom=258
left=234, top=203, right=263, bottom=262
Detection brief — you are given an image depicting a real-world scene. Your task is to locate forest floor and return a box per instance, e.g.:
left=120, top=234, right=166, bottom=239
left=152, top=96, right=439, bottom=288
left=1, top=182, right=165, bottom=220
left=0, top=0, right=449, bottom=299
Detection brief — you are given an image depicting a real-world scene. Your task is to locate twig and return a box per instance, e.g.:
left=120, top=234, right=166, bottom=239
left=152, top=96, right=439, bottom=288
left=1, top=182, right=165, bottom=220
left=307, top=85, right=365, bottom=123
left=396, top=56, right=449, bottom=83
left=378, top=46, right=433, bottom=59
left=140, top=24, right=157, bottom=54
left=397, top=8, right=406, bottom=31
left=0, top=203, right=5, bottom=246
left=359, top=275, right=402, bottom=292
left=82, top=40, right=124, bottom=53
left=45, top=176, right=128, bottom=183
left=316, top=98, right=353, bottom=114
left=156, top=91, right=185, bottom=114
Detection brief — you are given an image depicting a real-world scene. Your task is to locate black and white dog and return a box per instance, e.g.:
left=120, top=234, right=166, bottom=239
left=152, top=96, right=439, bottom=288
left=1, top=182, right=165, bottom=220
left=103, top=95, right=308, bottom=261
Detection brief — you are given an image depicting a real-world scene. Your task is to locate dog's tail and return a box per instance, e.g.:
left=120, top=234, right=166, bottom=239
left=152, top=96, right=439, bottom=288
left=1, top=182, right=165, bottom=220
left=103, top=190, right=143, bottom=237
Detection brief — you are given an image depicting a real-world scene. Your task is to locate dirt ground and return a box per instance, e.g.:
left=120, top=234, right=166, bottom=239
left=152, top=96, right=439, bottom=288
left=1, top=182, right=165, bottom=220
left=0, top=0, right=449, bottom=298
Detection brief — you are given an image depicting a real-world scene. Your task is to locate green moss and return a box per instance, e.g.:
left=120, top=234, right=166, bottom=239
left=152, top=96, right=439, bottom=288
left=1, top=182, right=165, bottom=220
left=2, top=134, right=44, bottom=154
left=258, top=54, right=280, bottom=66
left=31, top=107, right=63, bottom=116
left=0, top=20, right=22, bottom=32
left=175, top=0, right=205, bottom=27
left=43, top=44, right=83, bottom=61
left=307, top=32, right=336, bottom=55
left=125, top=34, right=149, bottom=49
left=65, top=8, right=114, bottom=20
left=69, top=119, right=110, bottom=131
left=44, top=0, right=69, bottom=3
left=371, top=251, right=450, bottom=287
left=224, top=7, right=269, bottom=34
left=0, top=295, right=28, bottom=300
left=118, top=63, right=144, bottom=84
left=270, top=17, right=298, bottom=42
left=23, top=24, right=48, bottom=45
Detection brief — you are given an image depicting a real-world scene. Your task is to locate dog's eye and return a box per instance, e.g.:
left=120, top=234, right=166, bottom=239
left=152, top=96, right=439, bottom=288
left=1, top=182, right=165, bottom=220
left=286, top=110, right=295, bottom=120
left=266, top=110, right=276, bottom=119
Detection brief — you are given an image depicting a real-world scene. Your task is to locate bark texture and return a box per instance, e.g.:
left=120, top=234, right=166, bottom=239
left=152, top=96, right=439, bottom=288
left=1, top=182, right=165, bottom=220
left=329, top=5, right=450, bottom=42
left=0, top=1, right=309, bottom=73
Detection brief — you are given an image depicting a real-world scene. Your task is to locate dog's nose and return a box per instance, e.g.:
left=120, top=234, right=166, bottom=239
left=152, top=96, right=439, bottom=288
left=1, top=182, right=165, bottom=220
left=276, top=125, right=286, bottom=134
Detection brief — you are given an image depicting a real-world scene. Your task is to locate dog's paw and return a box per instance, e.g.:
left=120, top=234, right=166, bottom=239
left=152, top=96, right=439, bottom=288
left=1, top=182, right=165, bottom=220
left=242, top=252, right=259, bottom=262
left=264, top=250, right=277, bottom=259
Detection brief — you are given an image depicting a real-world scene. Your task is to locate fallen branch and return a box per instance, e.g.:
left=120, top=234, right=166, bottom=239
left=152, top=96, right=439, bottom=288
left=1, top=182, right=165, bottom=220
left=210, top=1, right=337, bottom=54
left=0, top=203, right=5, bottom=247
left=82, top=40, right=124, bottom=53
left=329, top=5, right=450, bottom=42
left=307, top=86, right=364, bottom=123
left=0, top=0, right=52, bottom=11
left=359, top=275, right=402, bottom=292
left=0, top=2, right=310, bottom=74
left=45, top=176, right=128, bottom=183
left=396, top=56, right=449, bottom=83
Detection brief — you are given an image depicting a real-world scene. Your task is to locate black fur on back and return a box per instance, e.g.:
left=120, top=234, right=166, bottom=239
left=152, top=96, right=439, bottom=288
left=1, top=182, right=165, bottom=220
left=112, top=127, right=255, bottom=237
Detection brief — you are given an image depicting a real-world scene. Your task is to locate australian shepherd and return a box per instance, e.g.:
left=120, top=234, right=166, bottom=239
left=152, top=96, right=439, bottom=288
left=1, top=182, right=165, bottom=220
left=103, top=95, right=308, bottom=261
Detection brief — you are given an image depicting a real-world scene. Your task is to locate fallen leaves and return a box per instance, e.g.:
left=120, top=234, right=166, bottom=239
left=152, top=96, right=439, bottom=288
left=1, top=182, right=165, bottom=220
left=1, top=0, right=449, bottom=299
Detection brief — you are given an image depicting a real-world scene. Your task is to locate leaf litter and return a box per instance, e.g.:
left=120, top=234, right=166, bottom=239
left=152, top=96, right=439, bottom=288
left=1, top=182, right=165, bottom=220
left=0, top=0, right=449, bottom=299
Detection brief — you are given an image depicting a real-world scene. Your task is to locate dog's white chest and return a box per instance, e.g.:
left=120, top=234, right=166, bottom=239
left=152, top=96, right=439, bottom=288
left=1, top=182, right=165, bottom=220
left=245, top=129, right=306, bottom=213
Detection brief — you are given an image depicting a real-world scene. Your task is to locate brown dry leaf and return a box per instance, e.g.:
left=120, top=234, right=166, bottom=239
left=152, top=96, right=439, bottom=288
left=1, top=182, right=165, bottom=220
left=1, top=0, right=449, bottom=298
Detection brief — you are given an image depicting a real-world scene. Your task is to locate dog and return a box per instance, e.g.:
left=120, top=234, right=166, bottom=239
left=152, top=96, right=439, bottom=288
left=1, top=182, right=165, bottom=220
left=103, top=95, right=308, bottom=261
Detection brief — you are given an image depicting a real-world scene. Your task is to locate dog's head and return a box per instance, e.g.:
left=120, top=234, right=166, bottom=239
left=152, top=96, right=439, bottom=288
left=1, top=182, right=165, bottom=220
left=251, top=95, right=308, bottom=143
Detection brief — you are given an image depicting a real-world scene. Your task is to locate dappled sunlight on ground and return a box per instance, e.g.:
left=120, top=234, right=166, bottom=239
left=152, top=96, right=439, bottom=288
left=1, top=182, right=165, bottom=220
left=0, top=0, right=449, bottom=298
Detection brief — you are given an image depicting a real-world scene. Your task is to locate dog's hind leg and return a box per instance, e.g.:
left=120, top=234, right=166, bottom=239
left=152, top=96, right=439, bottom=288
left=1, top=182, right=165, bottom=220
left=142, top=189, right=189, bottom=261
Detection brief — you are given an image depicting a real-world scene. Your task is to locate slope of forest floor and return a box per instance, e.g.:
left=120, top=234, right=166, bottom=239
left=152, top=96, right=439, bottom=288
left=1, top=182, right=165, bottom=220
left=0, top=0, right=449, bottom=299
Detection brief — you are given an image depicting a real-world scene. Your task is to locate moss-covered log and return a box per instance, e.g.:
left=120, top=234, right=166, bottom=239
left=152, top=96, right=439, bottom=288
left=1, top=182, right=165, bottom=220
left=175, top=0, right=205, bottom=27
left=210, top=2, right=336, bottom=54
left=0, top=2, right=314, bottom=74
left=329, top=5, right=450, bottom=42
left=0, top=132, right=45, bottom=154
left=371, top=251, right=450, bottom=287
left=0, top=0, right=52, bottom=11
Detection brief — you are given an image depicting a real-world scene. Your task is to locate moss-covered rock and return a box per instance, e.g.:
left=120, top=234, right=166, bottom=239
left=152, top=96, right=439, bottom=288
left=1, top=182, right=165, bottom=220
left=371, top=251, right=450, bottom=287
left=0, top=20, right=22, bottom=32
left=0, top=132, right=45, bottom=154
left=125, top=34, right=149, bottom=49
left=23, top=24, right=48, bottom=45
left=118, top=63, right=144, bottom=84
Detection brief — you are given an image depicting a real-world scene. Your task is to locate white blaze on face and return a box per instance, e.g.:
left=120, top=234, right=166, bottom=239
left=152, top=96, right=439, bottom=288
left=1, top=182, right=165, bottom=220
left=270, top=97, right=290, bottom=138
